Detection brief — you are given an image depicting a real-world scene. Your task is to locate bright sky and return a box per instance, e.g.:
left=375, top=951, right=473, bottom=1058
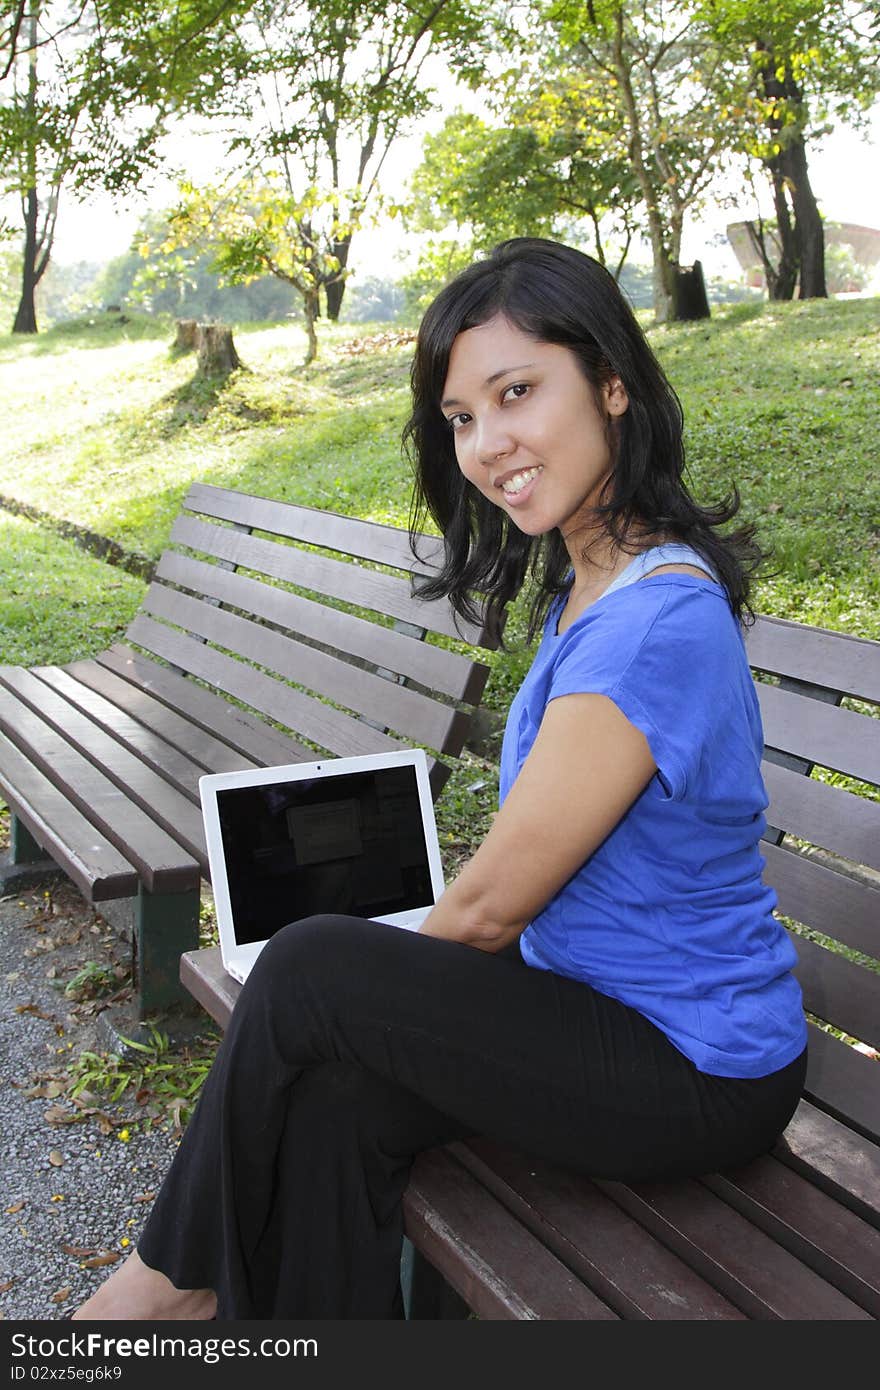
left=46, top=95, right=880, bottom=284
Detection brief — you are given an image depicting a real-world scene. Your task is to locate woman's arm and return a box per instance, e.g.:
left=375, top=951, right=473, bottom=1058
left=418, top=692, right=657, bottom=951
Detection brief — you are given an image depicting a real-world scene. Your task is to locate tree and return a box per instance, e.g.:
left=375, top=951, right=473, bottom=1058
left=699, top=0, right=880, bottom=301
left=166, top=176, right=358, bottom=364
left=406, top=69, right=641, bottom=276
left=169, top=0, right=485, bottom=330
left=0, top=1, right=245, bottom=332
left=547, top=0, right=735, bottom=321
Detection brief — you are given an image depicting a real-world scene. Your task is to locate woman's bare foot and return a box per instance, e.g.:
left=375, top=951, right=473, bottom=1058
left=71, top=1250, right=217, bottom=1321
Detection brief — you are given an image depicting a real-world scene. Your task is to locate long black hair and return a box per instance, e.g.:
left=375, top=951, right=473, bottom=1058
left=403, top=237, right=764, bottom=642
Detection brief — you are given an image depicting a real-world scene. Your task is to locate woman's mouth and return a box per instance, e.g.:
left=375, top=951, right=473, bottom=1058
left=498, top=465, right=543, bottom=504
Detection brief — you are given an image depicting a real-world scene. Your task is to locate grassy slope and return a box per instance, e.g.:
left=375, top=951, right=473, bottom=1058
left=0, top=298, right=877, bottom=684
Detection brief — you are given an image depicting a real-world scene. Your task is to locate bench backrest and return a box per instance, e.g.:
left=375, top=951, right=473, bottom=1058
left=125, top=483, right=500, bottom=800
left=744, top=614, right=880, bottom=1145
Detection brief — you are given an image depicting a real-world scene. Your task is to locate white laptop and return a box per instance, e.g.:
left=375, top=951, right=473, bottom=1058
left=199, top=747, right=446, bottom=985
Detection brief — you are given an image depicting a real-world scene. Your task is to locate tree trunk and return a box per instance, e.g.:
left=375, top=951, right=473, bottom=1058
left=323, top=235, right=352, bottom=321
left=196, top=324, right=241, bottom=376
left=766, top=163, right=799, bottom=300
left=302, top=288, right=319, bottom=366
left=780, top=135, right=826, bottom=299
left=12, top=188, right=39, bottom=333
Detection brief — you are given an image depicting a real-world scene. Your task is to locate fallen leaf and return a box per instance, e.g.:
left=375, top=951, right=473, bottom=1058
left=83, top=1251, right=120, bottom=1269
left=61, top=1243, right=96, bottom=1258
left=5, top=1201, right=25, bottom=1214
left=14, top=1003, right=56, bottom=1021
left=48, top=1150, right=64, bottom=1167
left=132, top=1191, right=156, bottom=1204
left=51, top=1287, right=71, bottom=1304
left=0, top=1279, right=13, bottom=1293
left=44, top=1106, right=81, bottom=1126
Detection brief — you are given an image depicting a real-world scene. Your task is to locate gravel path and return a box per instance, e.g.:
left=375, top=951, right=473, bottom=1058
left=0, top=882, right=205, bottom=1321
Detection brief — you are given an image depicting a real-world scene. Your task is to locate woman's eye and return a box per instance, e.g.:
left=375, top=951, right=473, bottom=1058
left=502, top=383, right=530, bottom=402
left=446, top=412, right=471, bottom=431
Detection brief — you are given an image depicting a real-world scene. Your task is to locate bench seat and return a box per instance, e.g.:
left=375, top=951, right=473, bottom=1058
left=0, top=483, right=499, bottom=1014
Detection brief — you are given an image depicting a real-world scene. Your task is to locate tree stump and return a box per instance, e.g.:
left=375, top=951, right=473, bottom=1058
left=671, top=260, right=711, bottom=321
left=196, top=323, right=242, bottom=376
left=173, top=318, right=199, bottom=353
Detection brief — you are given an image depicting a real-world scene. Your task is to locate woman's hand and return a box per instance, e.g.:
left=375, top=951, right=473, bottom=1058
left=418, top=692, right=657, bottom=951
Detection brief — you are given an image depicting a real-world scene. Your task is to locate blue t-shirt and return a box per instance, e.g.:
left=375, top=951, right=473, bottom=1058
left=500, top=549, right=807, bottom=1079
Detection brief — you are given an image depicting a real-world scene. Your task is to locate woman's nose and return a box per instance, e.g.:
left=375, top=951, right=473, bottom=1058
left=475, top=413, right=515, bottom=466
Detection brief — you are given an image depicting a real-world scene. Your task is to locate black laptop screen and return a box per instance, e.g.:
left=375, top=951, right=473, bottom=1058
left=214, top=764, right=435, bottom=945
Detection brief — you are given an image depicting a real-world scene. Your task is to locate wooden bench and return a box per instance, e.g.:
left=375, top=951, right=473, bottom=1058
left=0, top=482, right=499, bottom=1016
left=181, top=612, right=880, bottom=1320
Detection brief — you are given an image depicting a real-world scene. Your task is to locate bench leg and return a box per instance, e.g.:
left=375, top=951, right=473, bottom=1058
left=401, top=1238, right=470, bottom=1320
left=0, top=814, right=63, bottom=893
left=135, top=885, right=201, bottom=1019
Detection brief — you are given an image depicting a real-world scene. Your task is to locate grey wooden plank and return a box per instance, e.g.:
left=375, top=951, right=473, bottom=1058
left=0, top=684, right=199, bottom=894
left=802, top=1023, right=880, bottom=1147
left=763, top=840, right=880, bottom=959
left=791, top=931, right=880, bottom=1052
left=95, top=644, right=311, bottom=767
left=404, top=1147, right=617, bottom=1320
left=746, top=614, right=880, bottom=703
left=0, top=667, right=207, bottom=871
left=155, top=550, right=489, bottom=704
left=0, top=729, right=138, bottom=901
left=140, top=584, right=471, bottom=755
left=762, top=760, right=880, bottom=872
left=126, top=614, right=407, bottom=760
left=757, top=681, right=880, bottom=783
left=595, top=1175, right=872, bottom=1319
left=183, top=481, right=448, bottom=577
left=169, top=513, right=483, bottom=645
left=775, top=1098, right=880, bottom=1229
left=702, top=1155, right=880, bottom=1316
left=34, top=666, right=208, bottom=802
left=63, top=657, right=262, bottom=775
left=455, top=1138, right=745, bottom=1320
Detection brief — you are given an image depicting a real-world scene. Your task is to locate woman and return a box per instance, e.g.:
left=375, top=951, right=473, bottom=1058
left=73, top=237, right=807, bottom=1321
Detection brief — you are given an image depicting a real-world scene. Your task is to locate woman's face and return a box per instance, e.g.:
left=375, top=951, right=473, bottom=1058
left=440, top=313, right=628, bottom=541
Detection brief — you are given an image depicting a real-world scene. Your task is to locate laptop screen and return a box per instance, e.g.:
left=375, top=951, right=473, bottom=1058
left=213, top=762, right=436, bottom=945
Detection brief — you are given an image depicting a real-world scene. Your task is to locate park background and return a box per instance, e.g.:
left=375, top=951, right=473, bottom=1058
left=0, top=0, right=878, bottom=1318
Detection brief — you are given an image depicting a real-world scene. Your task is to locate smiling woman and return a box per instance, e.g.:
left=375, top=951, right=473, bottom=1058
left=72, top=237, right=808, bottom=1323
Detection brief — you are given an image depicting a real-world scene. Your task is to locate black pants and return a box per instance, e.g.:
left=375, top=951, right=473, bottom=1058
left=138, top=915, right=806, bottom=1319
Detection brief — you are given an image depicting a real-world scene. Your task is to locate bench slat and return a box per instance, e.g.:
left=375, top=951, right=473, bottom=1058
left=454, top=1139, right=745, bottom=1319
left=96, top=645, right=312, bottom=767
left=0, top=683, right=199, bottom=894
left=595, top=1176, right=872, bottom=1318
left=0, top=668, right=207, bottom=870
left=0, top=730, right=138, bottom=901
left=127, top=614, right=407, bottom=761
left=140, top=584, right=472, bottom=755
left=180, top=946, right=237, bottom=1030
left=156, top=550, right=489, bottom=705
left=774, top=1099, right=880, bottom=1229
left=404, top=1147, right=616, bottom=1319
left=35, top=666, right=210, bottom=803
left=184, top=482, right=448, bottom=579
left=762, top=761, right=880, bottom=871
left=170, top=514, right=479, bottom=646
left=803, top=1024, right=880, bottom=1146
left=793, top=933, right=880, bottom=1052
left=746, top=615, right=880, bottom=703
left=763, top=840, right=880, bottom=959
left=701, top=1155, right=880, bottom=1316
left=757, top=681, right=880, bottom=784
left=63, top=659, right=263, bottom=777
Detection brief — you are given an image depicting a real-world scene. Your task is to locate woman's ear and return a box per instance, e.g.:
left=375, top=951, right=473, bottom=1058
left=604, top=374, right=629, bottom=417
